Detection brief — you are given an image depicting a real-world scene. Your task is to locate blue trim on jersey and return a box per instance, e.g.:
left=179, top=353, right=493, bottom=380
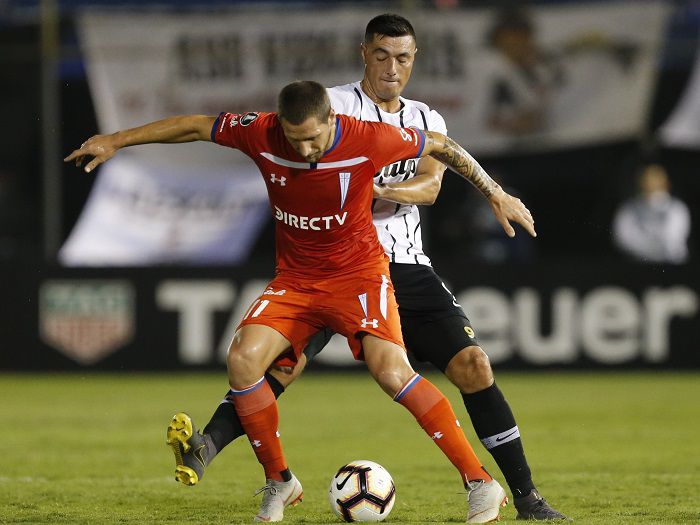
left=211, top=112, right=224, bottom=143
left=415, top=128, right=426, bottom=157
left=324, top=117, right=342, bottom=155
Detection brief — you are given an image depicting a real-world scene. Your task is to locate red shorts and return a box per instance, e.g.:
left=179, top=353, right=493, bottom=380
left=238, top=260, right=404, bottom=367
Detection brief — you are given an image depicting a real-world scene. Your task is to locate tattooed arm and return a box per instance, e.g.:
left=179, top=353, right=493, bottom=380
left=421, top=130, right=537, bottom=238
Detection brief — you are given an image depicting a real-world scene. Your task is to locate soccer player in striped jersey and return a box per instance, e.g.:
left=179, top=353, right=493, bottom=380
left=66, top=80, right=536, bottom=523
left=187, top=14, right=568, bottom=522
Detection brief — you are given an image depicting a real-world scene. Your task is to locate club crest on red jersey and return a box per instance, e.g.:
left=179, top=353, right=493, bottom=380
left=339, top=172, right=351, bottom=209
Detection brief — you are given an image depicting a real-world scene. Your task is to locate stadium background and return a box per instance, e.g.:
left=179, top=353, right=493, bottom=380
left=2, top=2, right=700, bottom=524
left=1, top=0, right=699, bottom=371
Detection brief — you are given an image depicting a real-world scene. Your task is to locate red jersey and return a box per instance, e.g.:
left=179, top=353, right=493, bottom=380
left=212, top=112, right=425, bottom=277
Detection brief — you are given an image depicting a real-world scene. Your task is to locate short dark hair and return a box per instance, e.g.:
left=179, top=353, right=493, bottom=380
left=364, top=13, right=416, bottom=44
left=277, top=81, right=331, bottom=125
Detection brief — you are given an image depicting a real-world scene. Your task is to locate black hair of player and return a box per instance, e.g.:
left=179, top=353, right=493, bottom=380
left=364, top=13, right=416, bottom=44
left=277, top=81, right=331, bottom=125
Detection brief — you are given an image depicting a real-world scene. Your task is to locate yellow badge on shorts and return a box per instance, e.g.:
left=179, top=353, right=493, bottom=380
left=464, top=326, right=475, bottom=338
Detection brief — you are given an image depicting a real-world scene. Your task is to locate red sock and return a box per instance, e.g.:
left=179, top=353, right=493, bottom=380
left=395, top=374, right=491, bottom=484
left=231, top=377, right=287, bottom=481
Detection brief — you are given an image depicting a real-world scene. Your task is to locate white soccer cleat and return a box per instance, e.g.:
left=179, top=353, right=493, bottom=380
left=466, top=478, right=508, bottom=523
left=253, top=473, right=303, bottom=522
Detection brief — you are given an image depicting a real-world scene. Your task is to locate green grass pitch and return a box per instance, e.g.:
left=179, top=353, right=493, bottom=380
left=2, top=371, right=699, bottom=524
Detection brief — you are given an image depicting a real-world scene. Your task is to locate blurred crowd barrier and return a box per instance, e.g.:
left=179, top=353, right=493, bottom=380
left=1, top=0, right=699, bottom=266
left=58, top=2, right=673, bottom=266
left=1, top=1, right=700, bottom=371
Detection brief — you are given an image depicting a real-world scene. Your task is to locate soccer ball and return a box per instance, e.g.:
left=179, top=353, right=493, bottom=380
left=328, top=460, right=396, bottom=522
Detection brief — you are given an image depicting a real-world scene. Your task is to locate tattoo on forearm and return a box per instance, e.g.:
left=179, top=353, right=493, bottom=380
left=426, top=131, right=499, bottom=198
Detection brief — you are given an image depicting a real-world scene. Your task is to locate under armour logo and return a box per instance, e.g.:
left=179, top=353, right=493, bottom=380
left=361, top=318, right=378, bottom=328
left=252, top=439, right=262, bottom=447
left=432, top=432, right=443, bottom=440
left=270, top=174, right=286, bottom=186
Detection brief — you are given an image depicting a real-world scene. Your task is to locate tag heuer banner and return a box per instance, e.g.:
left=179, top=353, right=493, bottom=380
left=4, top=262, right=699, bottom=370
left=61, top=2, right=670, bottom=266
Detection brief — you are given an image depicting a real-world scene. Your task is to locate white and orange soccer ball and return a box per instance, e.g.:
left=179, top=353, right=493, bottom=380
left=328, top=460, right=396, bottom=522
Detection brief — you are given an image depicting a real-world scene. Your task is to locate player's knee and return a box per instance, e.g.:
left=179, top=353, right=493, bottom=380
left=366, top=353, right=415, bottom=396
left=226, top=340, right=269, bottom=385
left=446, top=345, right=494, bottom=394
left=226, top=344, right=248, bottom=371
left=362, top=335, right=415, bottom=396
left=373, top=366, right=413, bottom=397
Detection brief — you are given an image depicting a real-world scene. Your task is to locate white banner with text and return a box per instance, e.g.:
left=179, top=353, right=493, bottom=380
left=62, top=2, right=670, bottom=265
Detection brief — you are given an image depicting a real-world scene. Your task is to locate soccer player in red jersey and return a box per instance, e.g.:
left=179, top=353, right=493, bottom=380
left=167, top=15, right=567, bottom=522
left=65, top=81, right=534, bottom=523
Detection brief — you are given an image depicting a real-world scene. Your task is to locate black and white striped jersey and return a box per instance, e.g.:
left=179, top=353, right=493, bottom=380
left=327, top=81, right=447, bottom=267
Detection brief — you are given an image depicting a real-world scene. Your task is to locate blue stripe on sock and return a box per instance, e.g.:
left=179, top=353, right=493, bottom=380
left=229, top=376, right=266, bottom=396
left=394, top=374, right=422, bottom=402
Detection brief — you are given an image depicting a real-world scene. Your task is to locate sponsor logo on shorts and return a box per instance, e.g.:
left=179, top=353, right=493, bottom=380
left=464, top=326, right=475, bottom=338
left=274, top=205, right=347, bottom=231
left=361, top=318, right=378, bottom=329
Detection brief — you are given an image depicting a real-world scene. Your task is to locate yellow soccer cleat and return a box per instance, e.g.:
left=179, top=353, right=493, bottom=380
left=166, top=412, right=214, bottom=486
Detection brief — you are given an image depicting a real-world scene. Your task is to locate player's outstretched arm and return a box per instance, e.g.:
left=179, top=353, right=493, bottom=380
left=421, top=130, right=537, bottom=238
left=64, top=115, right=217, bottom=173
left=373, top=156, right=445, bottom=206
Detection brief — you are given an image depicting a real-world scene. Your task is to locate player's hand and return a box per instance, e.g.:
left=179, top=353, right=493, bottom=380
left=488, top=187, right=537, bottom=238
left=63, top=134, right=119, bottom=173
